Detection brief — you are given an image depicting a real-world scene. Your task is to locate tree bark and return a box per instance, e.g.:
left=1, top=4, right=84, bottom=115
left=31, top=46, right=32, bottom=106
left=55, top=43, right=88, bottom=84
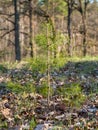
left=66, top=0, right=73, bottom=56
left=67, top=1, right=71, bottom=56
left=78, top=0, right=87, bottom=56
left=83, top=0, right=87, bottom=56
left=82, top=14, right=87, bottom=56
left=29, top=0, right=33, bottom=58
left=13, top=0, right=21, bottom=61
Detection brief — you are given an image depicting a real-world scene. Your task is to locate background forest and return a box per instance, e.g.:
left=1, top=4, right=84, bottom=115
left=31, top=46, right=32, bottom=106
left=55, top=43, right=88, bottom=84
left=0, top=0, right=98, bottom=62
left=0, top=0, right=98, bottom=130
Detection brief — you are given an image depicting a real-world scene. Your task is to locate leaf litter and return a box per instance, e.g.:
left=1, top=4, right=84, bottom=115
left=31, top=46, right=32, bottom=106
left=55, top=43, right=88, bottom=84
left=0, top=61, right=98, bottom=129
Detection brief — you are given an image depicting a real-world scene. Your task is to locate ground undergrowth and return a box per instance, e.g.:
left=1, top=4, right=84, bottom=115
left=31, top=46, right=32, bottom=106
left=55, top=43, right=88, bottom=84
left=0, top=56, right=98, bottom=130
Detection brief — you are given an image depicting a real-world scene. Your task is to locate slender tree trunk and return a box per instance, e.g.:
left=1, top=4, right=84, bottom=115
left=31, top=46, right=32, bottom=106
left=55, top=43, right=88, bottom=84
left=78, top=0, right=88, bottom=56
left=20, top=17, right=24, bottom=58
left=29, top=0, right=33, bottom=58
left=82, top=0, right=87, bottom=56
left=67, top=1, right=72, bottom=56
left=46, top=0, right=51, bottom=107
left=33, top=15, right=38, bottom=58
left=82, top=15, right=87, bottom=56
left=52, top=0, right=56, bottom=59
left=47, top=23, right=51, bottom=107
left=19, top=3, right=24, bottom=59
left=13, top=0, right=21, bottom=61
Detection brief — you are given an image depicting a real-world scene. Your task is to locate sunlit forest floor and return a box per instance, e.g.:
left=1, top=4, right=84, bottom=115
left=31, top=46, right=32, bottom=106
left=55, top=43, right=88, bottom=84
left=0, top=56, right=98, bottom=130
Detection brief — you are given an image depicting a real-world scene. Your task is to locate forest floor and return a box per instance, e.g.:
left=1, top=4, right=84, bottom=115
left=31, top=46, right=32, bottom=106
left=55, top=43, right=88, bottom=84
left=0, top=58, right=98, bottom=130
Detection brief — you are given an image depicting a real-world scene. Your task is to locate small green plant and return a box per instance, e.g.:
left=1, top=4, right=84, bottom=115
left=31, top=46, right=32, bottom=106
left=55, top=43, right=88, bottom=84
left=29, top=117, right=37, bottom=130
left=7, top=81, right=36, bottom=94
left=52, top=56, right=66, bottom=69
left=0, top=64, right=7, bottom=73
left=57, top=83, right=86, bottom=108
left=7, top=81, right=23, bottom=93
left=37, top=81, right=54, bottom=98
left=89, top=80, right=98, bottom=94
left=28, top=58, right=47, bottom=74
left=24, top=82, right=36, bottom=93
left=0, top=116, right=8, bottom=129
left=35, top=33, right=47, bottom=49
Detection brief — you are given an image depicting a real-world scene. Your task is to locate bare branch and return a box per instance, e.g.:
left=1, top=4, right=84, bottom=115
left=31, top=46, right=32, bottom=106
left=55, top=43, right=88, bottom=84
left=34, top=7, right=49, bottom=18
left=0, top=28, right=9, bottom=31
left=0, top=13, right=14, bottom=17
left=1, top=29, right=14, bottom=38
left=20, top=31, right=29, bottom=35
left=3, top=38, right=14, bottom=45
left=3, top=17, right=14, bottom=24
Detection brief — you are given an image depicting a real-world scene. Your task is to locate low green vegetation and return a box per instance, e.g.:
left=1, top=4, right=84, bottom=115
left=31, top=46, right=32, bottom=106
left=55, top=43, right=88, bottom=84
left=37, top=81, right=54, bottom=98
left=0, top=120, right=8, bottom=129
left=51, top=56, right=66, bottom=69
left=29, top=117, right=37, bottom=130
left=1, top=56, right=98, bottom=129
left=7, top=81, right=36, bottom=94
left=6, top=56, right=98, bottom=101
left=0, top=64, right=7, bottom=73
left=28, top=58, right=47, bottom=74
left=57, top=83, right=86, bottom=108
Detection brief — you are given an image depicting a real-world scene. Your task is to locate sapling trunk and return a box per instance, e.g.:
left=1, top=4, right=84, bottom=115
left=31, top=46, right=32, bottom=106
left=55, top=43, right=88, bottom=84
left=46, top=23, right=51, bottom=107
left=46, top=0, right=51, bottom=107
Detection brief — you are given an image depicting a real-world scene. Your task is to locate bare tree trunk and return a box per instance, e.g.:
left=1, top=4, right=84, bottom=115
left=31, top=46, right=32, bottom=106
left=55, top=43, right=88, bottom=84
left=47, top=23, right=51, bottom=107
left=29, top=0, right=33, bottom=58
left=52, top=0, right=56, bottom=59
left=46, top=0, right=51, bottom=107
left=20, top=17, right=24, bottom=58
left=82, top=15, right=87, bottom=56
left=67, top=1, right=71, bottom=56
left=19, top=3, right=24, bottom=59
left=13, top=0, right=21, bottom=61
left=32, top=16, right=36, bottom=58
left=33, top=15, right=38, bottom=58
left=66, top=0, right=74, bottom=56
left=78, top=0, right=89, bottom=56
left=82, top=0, right=87, bottom=56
